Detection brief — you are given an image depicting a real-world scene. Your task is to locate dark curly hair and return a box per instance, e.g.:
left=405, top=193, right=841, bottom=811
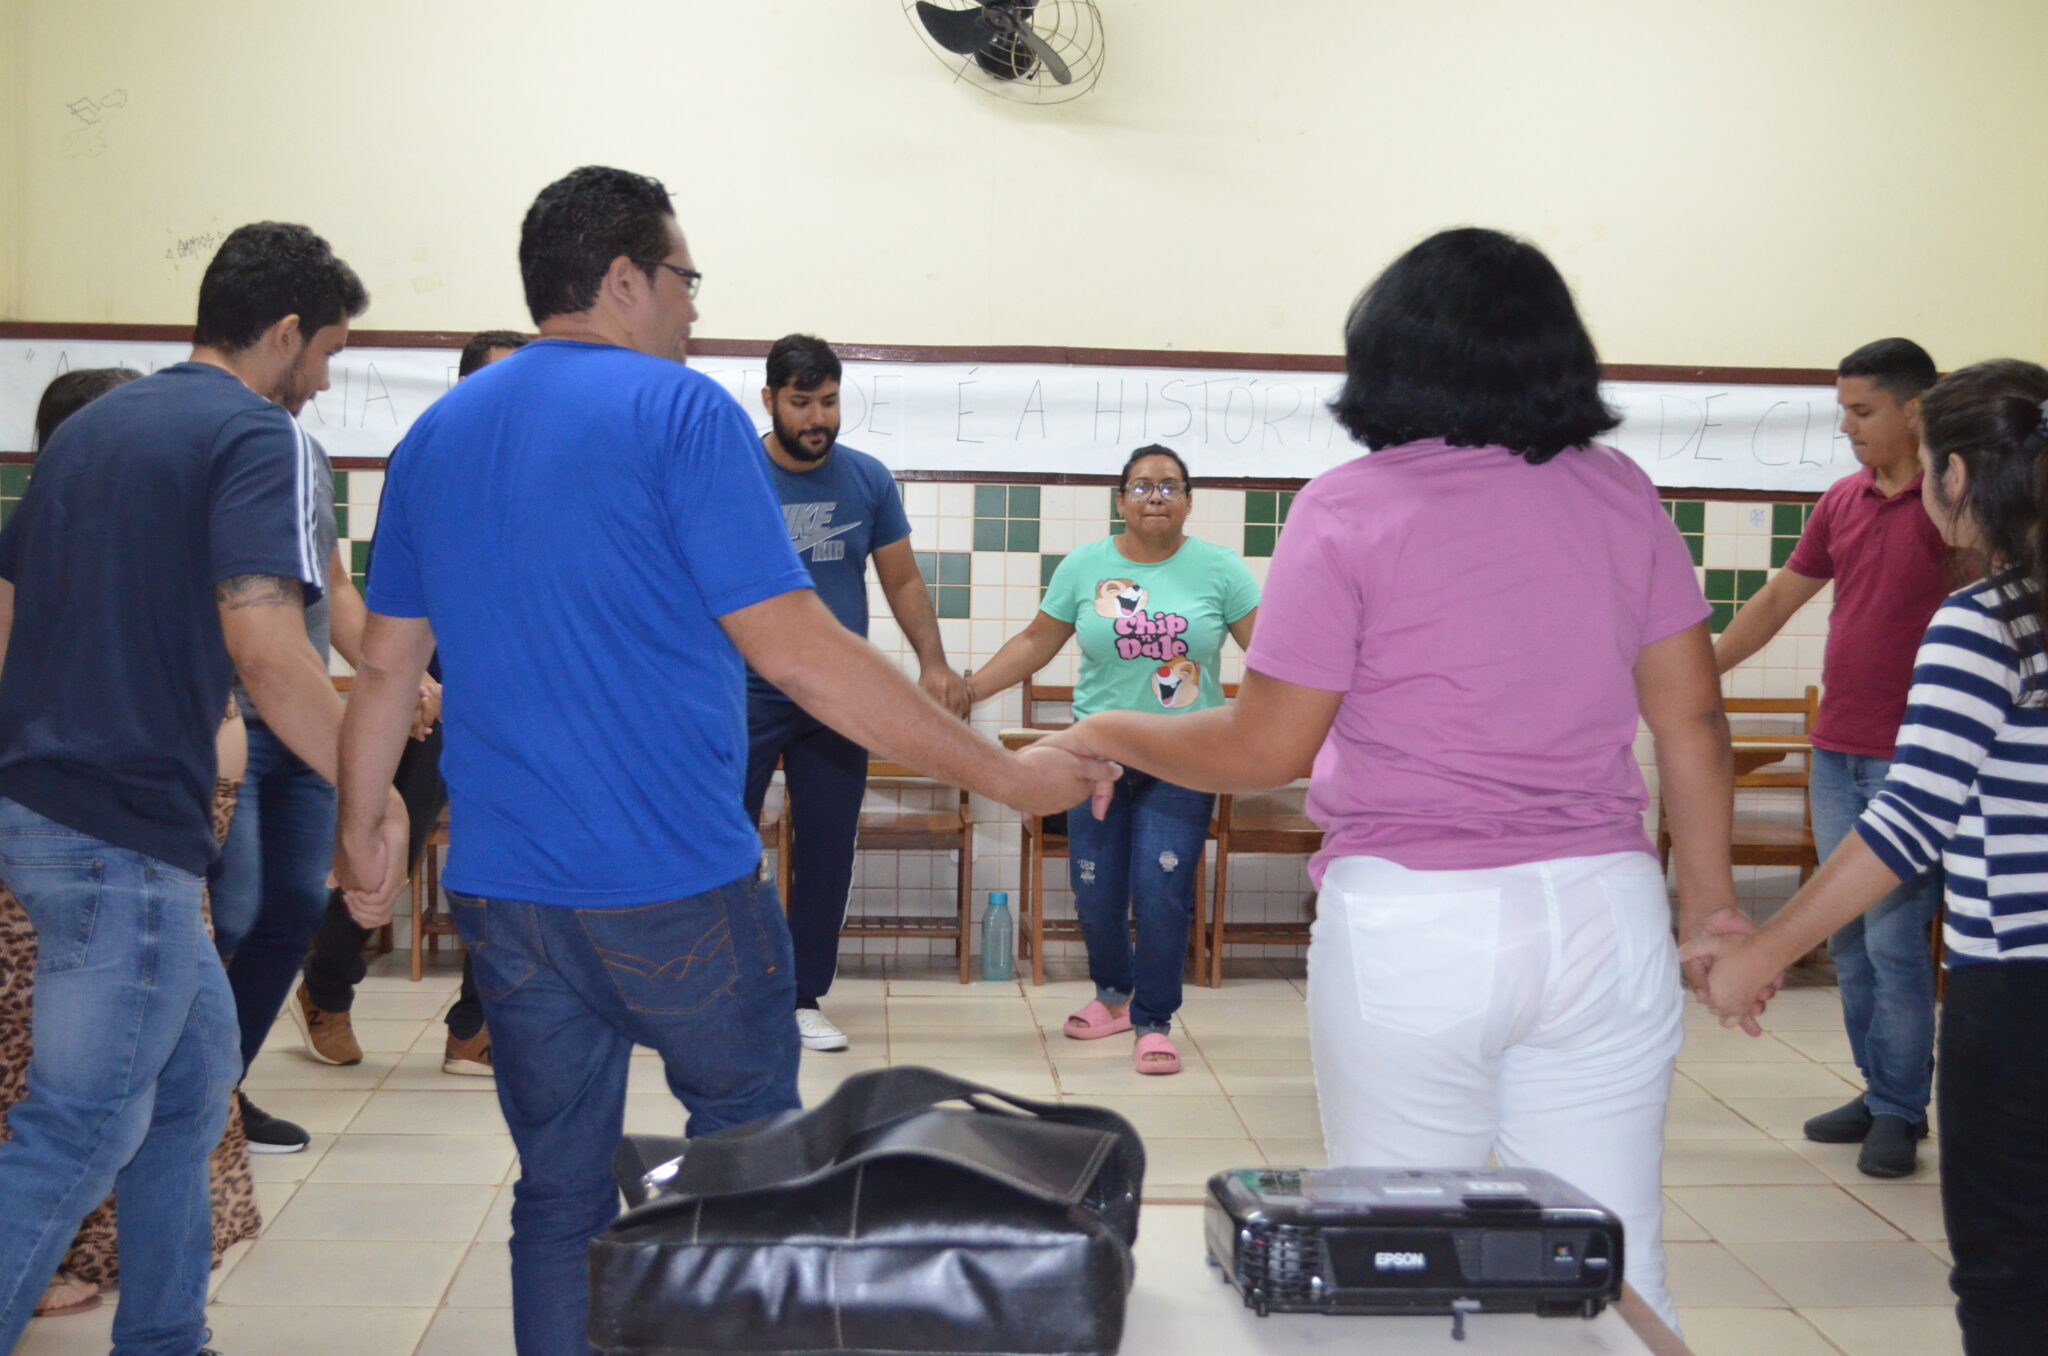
left=192, top=222, right=367, bottom=352
left=458, top=330, right=529, bottom=378
left=518, top=166, right=676, bottom=325
left=1330, top=227, right=1618, bottom=465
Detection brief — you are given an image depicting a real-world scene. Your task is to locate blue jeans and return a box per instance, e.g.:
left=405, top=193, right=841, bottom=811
left=210, top=721, right=337, bottom=1073
left=1810, top=749, right=1941, bottom=1121
left=450, top=872, right=800, bottom=1356
left=0, top=798, right=238, bottom=1356
left=742, top=697, right=866, bottom=1008
left=1064, top=769, right=1215, bottom=1035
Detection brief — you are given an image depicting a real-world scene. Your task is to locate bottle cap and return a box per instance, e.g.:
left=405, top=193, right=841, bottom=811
left=990, top=891, right=1010, bottom=906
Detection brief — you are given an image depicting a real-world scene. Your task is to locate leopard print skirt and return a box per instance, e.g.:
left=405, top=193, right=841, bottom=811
left=0, top=776, right=263, bottom=1284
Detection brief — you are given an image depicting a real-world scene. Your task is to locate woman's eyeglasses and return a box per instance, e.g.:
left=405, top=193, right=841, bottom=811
left=1122, top=480, right=1186, bottom=501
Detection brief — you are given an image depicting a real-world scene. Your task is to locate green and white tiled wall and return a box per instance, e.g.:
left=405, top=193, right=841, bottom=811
left=1, top=467, right=1835, bottom=951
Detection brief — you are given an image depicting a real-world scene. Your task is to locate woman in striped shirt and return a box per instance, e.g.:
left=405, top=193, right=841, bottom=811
left=1687, top=358, right=2048, bottom=1355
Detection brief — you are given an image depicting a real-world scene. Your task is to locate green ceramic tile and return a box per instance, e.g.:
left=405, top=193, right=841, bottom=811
left=936, top=586, right=970, bottom=620
left=1704, top=568, right=1734, bottom=602
left=1772, top=537, right=1797, bottom=568
left=1685, top=534, right=1703, bottom=566
left=938, top=552, right=970, bottom=586
left=973, top=518, right=1007, bottom=552
left=1007, top=519, right=1038, bottom=552
left=1772, top=503, right=1805, bottom=536
left=915, top=550, right=938, bottom=586
left=1737, top=569, right=1768, bottom=600
left=1279, top=491, right=1296, bottom=522
left=1673, top=500, right=1705, bottom=533
left=1110, top=520, right=1126, bottom=536
left=1, top=466, right=32, bottom=496
left=1246, top=490, right=1277, bottom=524
left=1709, top=601, right=1734, bottom=634
left=1244, top=524, right=1277, bottom=558
left=351, top=540, right=372, bottom=574
left=1040, top=554, right=1065, bottom=587
left=0, top=503, right=14, bottom=530
left=1009, top=485, right=1039, bottom=517
left=1661, top=499, right=1677, bottom=519
left=974, top=484, right=1007, bottom=518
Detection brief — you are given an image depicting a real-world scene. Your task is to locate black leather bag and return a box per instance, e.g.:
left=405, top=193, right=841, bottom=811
left=589, top=1065, right=1146, bottom=1356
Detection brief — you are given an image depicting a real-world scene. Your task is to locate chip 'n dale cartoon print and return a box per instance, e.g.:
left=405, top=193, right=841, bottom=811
left=1094, top=578, right=1148, bottom=620
left=1040, top=536, right=1260, bottom=720
left=1153, top=656, right=1200, bottom=709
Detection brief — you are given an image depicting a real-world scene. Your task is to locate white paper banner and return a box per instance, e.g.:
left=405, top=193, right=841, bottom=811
left=1, top=338, right=1854, bottom=492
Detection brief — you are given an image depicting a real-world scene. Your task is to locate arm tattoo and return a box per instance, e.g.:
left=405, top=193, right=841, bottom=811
left=214, top=575, right=305, bottom=611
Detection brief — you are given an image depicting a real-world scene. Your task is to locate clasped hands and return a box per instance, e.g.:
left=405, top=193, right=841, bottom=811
left=1678, top=908, right=1792, bottom=1036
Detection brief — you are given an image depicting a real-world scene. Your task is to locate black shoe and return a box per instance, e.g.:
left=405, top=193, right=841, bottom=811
left=1858, top=1114, right=1925, bottom=1178
left=236, top=1091, right=309, bottom=1154
left=1802, top=1095, right=1875, bottom=1143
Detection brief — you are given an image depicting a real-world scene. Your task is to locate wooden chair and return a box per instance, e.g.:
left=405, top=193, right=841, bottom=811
left=1016, top=681, right=1208, bottom=986
left=845, top=759, right=977, bottom=983
left=408, top=806, right=459, bottom=981
left=1657, top=686, right=1820, bottom=880
left=1206, top=786, right=1321, bottom=988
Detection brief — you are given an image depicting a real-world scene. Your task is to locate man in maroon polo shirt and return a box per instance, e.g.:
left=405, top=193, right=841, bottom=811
left=1715, top=337, right=1950, bottom=1179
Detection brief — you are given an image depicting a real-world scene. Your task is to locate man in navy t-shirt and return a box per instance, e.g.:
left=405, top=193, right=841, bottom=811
left=333, top=166, right=1114, bottom=1356
left=0, top=222, right=406, bottom=1354
left=743, top=334, right=970, bottom=1053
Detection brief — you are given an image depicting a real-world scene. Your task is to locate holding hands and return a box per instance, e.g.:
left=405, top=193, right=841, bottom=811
left=1677, top=909, right=1786, bottom=1036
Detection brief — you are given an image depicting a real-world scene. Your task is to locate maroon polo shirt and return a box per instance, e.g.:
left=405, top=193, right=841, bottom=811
left=1786, top=467, right=1953, bottom=757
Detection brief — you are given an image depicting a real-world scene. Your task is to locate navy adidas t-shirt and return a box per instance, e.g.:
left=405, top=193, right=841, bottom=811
left=746, top=443, right=909, bottom=705
left=367, top=339, right=813, bottom=907
left=0, top=363, right=327, bottom=875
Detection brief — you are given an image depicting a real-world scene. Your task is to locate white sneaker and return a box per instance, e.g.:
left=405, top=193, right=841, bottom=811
left=796, top=1007, right=849, bottom=1052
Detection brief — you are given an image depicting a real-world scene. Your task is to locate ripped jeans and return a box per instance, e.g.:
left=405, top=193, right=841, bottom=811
left=1065, top=769, right=1215, bottom=1035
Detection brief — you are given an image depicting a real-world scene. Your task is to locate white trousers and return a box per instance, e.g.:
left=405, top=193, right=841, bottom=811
left=1306, top=850, right=1686, bottom=1332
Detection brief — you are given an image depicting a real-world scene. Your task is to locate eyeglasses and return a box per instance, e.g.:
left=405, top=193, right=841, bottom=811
left=631, top=258, right=703, bottom=299
left=1122, top=479, right=1186, bottom=501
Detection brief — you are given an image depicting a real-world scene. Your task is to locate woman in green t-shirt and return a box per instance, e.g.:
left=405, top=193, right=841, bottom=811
left=969, top=447, right=1259, bottom=1074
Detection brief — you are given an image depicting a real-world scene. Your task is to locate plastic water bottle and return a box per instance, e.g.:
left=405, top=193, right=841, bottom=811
left=980, top=891, right=1015, bottom=982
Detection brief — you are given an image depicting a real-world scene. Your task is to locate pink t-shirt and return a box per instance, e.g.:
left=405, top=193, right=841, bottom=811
left=1245, top=439, right=1709, bottom=879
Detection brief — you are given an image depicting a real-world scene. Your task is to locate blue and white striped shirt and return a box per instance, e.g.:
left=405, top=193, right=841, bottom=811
left=1857, top=575, right=2048, bottom=965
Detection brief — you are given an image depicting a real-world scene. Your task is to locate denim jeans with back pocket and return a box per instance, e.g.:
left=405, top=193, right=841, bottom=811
left=0, top=796, right=238, bottom=1356
left=447, top=872, right=799, bottom=1356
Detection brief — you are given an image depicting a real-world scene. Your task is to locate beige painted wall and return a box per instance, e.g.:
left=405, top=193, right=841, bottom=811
left=5, top=0, right=2046, bottom=367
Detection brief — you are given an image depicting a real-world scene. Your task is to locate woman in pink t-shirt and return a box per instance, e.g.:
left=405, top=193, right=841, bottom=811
left=1052, top=228, right=1742, bottom=1332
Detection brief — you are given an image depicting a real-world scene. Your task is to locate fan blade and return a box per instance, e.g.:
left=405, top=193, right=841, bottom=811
left=1010, top=17, right=1072, bottom=84
left=916, top=2, right=993, bottom=55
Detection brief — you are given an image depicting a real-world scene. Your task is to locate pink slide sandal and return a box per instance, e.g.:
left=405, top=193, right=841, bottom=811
left=1064, top=999, right=1133, bottom=1040
left=1133, top=1031, right=1182, bottom=1075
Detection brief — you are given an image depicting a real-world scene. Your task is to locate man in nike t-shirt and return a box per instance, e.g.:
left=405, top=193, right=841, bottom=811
left=740, top=334, right=970, bottom=1053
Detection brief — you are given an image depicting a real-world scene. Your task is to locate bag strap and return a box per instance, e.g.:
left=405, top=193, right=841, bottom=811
left=661, top=1065, right=1120, bottom=1204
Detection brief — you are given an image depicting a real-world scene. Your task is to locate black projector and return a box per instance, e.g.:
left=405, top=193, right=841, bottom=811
left=1205, top=1167, right=1622, bottom=1335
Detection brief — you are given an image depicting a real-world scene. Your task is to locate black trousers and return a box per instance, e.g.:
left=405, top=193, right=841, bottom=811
left=1939, top=959, right=2048, bottom=1353
left=301, top=723, right=483, bottom=1038
left=741, top=698, right=866, bottom=1010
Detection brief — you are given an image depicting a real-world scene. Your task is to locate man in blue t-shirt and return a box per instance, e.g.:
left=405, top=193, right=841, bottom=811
left=0, top=222, right=407, bottom=1354
left=743, top=334, right=970, bottom=1053
left=334, top=166, right=1114, bottom=1356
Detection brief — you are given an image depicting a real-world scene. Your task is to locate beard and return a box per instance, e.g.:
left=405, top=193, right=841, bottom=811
left=270, top=354, right=319, bottom=417
left=772, top=409, right=837, bottom=463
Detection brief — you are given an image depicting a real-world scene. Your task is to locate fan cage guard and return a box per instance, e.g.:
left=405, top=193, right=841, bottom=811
left=902, top=0, right=1105, bottom=104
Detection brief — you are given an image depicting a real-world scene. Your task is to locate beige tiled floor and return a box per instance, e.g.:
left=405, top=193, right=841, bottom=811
left=11, top=957, right=1961, bottom=1356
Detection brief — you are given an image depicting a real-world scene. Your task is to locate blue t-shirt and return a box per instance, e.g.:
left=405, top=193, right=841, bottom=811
left=0, top=363, right=327, bottom=874
left=367, top=339, right=812, bottom=907
left=747, top=443, right=909, bottom=704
